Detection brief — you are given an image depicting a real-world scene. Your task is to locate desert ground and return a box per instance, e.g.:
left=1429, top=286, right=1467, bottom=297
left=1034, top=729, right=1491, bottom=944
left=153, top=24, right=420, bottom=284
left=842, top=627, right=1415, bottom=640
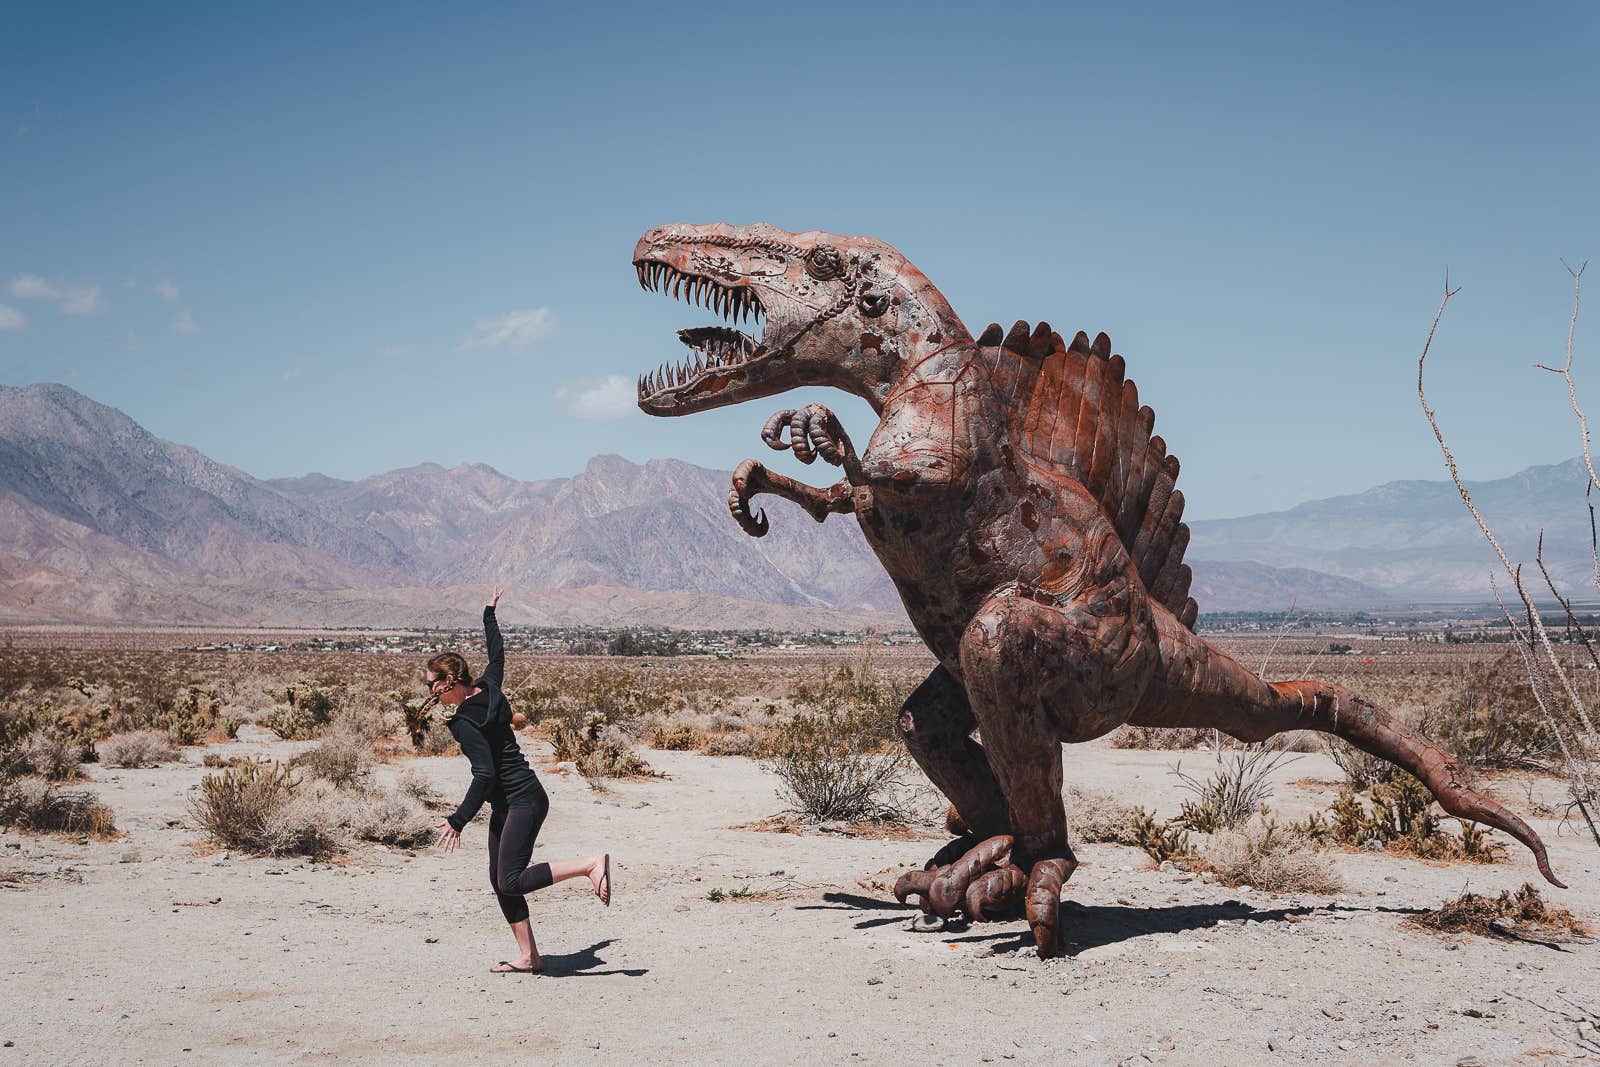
left=1, top=636, right=1597, bottom=1066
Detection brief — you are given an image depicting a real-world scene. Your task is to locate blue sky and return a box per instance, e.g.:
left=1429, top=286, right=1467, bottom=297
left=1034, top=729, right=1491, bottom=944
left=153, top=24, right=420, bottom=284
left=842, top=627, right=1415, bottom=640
left=2, top=3, right=1596, bottom=519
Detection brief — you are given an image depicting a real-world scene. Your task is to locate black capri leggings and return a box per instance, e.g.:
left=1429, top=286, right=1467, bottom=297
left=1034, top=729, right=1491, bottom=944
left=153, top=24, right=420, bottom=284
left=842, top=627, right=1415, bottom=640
left=487, top=793, right=553, bottom=924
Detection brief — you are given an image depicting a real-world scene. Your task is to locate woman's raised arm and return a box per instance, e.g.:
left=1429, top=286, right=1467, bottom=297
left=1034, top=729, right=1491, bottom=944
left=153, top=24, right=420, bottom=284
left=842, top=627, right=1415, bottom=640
left=481, top=585, right=506, bottom=689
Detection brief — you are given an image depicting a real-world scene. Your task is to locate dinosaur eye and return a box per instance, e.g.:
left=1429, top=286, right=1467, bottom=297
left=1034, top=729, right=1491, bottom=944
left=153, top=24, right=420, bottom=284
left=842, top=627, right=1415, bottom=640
left=857, top=291, right=890, bottom=318
left=805, top=246, right=844, bottom=280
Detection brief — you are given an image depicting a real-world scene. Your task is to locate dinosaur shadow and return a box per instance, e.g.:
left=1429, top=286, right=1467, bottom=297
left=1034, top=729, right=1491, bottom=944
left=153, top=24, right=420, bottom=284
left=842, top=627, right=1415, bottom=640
left=535, top=938, right=649, bottom=978
left=798, top=891, right=922, bottom=929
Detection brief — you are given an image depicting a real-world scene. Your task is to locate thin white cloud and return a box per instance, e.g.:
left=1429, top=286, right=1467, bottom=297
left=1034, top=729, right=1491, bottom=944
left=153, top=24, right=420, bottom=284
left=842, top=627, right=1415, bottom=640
left=8, top=273, right=105, bottom=316
left=560, top=375, right=639, bottom=420
left=154, top=280, right=179, bottom=302
left=456, top=307, right=556, bottom=353
left=172, top=310, right=198, bottom=334
left=0, top=305, right=23, bottom=331
left=9, top=274, right=59, bottom=301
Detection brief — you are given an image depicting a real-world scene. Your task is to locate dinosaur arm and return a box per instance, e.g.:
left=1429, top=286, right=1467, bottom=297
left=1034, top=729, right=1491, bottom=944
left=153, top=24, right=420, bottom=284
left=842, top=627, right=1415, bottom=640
left=728, top=458, right=855, bottom=537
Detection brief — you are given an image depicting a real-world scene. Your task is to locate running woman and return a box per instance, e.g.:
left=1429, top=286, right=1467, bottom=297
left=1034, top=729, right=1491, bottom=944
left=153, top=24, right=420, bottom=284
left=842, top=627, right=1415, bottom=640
left=423, top=586, right=611, bottom=974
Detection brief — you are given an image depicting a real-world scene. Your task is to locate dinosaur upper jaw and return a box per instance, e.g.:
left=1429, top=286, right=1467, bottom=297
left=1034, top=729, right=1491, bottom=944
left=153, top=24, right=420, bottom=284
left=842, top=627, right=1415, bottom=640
left=632, top=256, right=797, bottom=415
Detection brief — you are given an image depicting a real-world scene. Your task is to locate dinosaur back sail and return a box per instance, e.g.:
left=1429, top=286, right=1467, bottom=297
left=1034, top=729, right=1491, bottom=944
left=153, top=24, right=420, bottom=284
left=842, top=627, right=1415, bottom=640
left=980, top=321, right=1198, bottom=630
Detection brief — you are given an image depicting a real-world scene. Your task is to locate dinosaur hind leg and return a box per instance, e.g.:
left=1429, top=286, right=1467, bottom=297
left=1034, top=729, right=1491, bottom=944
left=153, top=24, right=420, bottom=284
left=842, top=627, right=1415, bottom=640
left=895, top=665, right=1010, bottom=840
left=1130, top=615, right=1563, bottom=888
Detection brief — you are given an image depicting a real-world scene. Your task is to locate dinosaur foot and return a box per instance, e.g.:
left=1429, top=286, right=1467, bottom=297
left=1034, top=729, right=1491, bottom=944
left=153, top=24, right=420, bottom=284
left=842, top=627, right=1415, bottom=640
left=892, top=835, right=1077, bottom=957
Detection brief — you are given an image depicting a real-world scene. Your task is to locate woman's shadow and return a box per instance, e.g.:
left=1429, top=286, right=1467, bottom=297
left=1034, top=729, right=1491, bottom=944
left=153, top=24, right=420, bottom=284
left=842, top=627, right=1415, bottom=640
left=537, top=939, right=648, bottom=978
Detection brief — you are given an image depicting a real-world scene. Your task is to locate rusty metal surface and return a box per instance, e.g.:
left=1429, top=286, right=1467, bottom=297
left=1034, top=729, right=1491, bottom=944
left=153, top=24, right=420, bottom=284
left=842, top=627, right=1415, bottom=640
left=631, top=222, right=1560, bottom=957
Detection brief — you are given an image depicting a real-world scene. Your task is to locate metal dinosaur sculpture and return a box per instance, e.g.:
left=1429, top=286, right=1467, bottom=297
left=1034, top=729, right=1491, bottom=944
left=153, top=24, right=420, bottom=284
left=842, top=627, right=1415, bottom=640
left=629, top=222, right=1562, bottom=957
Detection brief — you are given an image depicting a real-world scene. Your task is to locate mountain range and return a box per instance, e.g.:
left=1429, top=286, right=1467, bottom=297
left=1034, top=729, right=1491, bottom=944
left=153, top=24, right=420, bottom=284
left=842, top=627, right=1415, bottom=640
left=0, top=382, right=1591, bottom=629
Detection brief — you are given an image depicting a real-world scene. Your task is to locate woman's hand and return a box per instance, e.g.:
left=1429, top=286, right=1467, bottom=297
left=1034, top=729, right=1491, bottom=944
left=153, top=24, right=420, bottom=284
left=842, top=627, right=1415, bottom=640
left=489, top=586, right=503, bottom=609
left=434, top=821, right=461, bottom=854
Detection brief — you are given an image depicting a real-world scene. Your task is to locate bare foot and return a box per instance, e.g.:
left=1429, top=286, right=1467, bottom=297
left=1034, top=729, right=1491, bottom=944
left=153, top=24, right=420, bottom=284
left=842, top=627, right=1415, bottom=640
left=589, top=853, right=611, bottom=906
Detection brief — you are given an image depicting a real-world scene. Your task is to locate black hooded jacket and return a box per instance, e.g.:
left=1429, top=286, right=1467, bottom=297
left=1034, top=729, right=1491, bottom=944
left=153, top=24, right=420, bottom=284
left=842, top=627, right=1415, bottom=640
left=444, top=606, right=543, bottom=831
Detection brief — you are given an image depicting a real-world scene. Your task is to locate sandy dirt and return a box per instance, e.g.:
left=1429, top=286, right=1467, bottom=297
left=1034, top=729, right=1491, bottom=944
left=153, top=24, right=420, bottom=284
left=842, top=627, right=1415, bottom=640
left=2, top=739, right=1596, bottom=1066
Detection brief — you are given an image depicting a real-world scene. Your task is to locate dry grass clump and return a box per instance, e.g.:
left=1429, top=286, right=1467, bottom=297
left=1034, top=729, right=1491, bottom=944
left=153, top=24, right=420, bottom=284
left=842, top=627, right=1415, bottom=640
left=1065, top=784, right=1141, bottom=846
left=349, top=785, right=436, bottom=848
left=0, top=774, right=116, bottom=837
left=99, top=730, right=176, bottom=768
left=1407, top=883, right=1588, bottom=942
left=1200, top=821, right=1344, bottom=894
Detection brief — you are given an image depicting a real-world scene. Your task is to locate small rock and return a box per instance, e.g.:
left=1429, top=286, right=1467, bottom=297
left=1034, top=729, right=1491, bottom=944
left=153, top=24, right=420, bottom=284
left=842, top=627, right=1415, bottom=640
left=1444, top=942, right=1459, bottom=951
left=1455, top=1058, right=1483, bottom=1067
left=1491, top=917, right=1515, bottom=932
left=424, top=937, right=439, bottom=944
left=1158, top=860, right=1175, bottom=873
left=1337, top=1040, right=1355, bottom=1051
left=1321, top=1008, right=1345, bottom=1022
left=119, top=849, right=141, bottom=864
left=866, top=978, right=882, bottom=986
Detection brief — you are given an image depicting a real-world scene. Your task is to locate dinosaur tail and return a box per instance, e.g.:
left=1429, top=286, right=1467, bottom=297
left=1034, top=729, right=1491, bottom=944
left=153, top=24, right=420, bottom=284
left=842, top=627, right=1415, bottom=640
left=1270, top=679, right=1562, bottom=888
left=1130, top=619, right=1562, bottom=887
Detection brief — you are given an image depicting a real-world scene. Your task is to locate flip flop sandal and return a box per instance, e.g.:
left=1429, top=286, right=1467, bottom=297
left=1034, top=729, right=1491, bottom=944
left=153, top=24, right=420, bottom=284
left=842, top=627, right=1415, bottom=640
left=601, top=853, right=611, bottom=907
left=491, top=961, right=538, bottom=975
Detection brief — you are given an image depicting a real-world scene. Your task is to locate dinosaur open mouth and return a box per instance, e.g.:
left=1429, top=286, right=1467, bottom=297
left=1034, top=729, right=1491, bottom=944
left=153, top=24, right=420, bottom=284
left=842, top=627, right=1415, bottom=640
left=634, top=259, right=769, bottom=409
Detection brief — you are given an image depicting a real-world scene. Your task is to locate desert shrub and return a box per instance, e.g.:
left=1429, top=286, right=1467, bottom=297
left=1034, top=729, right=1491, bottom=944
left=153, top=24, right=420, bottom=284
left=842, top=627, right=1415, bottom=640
left=260, top=682, right=338, bottom=741
left=0, top=775, right=116, bottom=837
left=576, top=739, right=653, bottom=779
left=393, top=767, right=444, bottom=809
left=11, top=732, right=84, bottom=781
left=0, top=700, right=53, bottom=754
left=350, top=785, right=436, bottom=848
left=1200, top=821, right=1343, bottom=894
left=99, top=730, right=176, bottom=768
left=1174, top=747, right=1295, bottom=832
left=260, top=791, right=350, bottom=860
left=1407, top=883, right=1588, bottom=941
left=546, top=696, right=651, bottom=778
left=1109, top=725, right=1220, bottom=750
left=1293, top=775, right=1503, bottom=863
left=189, top=760, right=301, bottom=852
left=768, top=706, right=906, bottom=822
left=787, top=652, right=914, bottom=722
left=202, top=753, right=246, bottom=769
left=1419, top=650, right=1558, bottom=770
left=290, top=734, right=371, bottom=788
left=704, top=731, right=760, bottom=758
left=649, top=724, right=702, bottom=751
left=1065, top=784, right=1141, bottom=845
left=1130, top=807, right=1194, bottom=865
left=1323, top=737, right=1404, bottom=791
left=156, top=686, right=221, bottom=745
left=401, top=695, right=434, bottom=749
left=419, top=723, right=458, bottom=756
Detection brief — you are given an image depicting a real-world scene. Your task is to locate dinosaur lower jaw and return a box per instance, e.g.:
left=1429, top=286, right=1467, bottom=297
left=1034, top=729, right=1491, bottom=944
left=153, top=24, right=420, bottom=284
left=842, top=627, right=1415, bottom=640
left=634, top=256, right=788, bottom=415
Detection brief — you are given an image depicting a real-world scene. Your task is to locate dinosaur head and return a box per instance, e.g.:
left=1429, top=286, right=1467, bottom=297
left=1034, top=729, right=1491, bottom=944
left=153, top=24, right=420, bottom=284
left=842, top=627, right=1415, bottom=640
left=632, top=222, right=969, bottom=415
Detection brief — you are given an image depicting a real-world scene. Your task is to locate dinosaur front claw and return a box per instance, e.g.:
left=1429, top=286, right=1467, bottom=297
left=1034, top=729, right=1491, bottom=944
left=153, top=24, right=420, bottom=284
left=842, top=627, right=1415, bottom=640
left=728, top=459, right=770, bottom=537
